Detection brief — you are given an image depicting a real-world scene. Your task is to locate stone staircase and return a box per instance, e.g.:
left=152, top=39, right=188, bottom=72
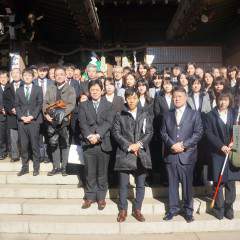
left=0, top=159, right=240, bottom=235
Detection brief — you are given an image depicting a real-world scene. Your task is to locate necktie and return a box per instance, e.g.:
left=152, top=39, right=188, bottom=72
left=25, top=86, right=30, bottom=101
left=116, top=82, right=120, bottom=89
left=41, top=80, right=45, bottom=95
left=14, top=82, right=20, bottom=92
left=93, top=101, right=99, bottom=112
left=176, top=109, right=182, bottom=125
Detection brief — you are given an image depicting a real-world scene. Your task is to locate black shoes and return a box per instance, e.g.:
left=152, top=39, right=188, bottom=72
left=47, top=168, right=62, bottom=176
left=61, top=168, right=68, bottom=176
left=184, top=214, right=194, bottom=223
left=10, top=158, right=20, bottom=162
left=163, top=212, right=179, bottom=221
left=17, top=169, right=29, bottom=176
left=33, top=171, right=39, bottom=176
left=0, top=154, right=7, bottom=160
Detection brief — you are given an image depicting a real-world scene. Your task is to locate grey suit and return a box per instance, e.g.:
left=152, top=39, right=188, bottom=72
left=43, top=83, right=76, bottom=170
left=161, top=106, right=203, bottom=215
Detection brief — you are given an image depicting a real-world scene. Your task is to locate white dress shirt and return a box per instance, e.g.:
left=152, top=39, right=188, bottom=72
left=218, top=109, right=228, bottom=124
left=175, top=105, right=186, bottom=125
left=38, top=78, right=47, bottom=96
left=128, top=109, right=137, bottom=120
left=193, top=92, right=200, bottom=110
left=165, top=95, right=172, bottom=109
left=13, top=81, right=21, bottom=92
left=24, top=84, right=33, bottom=97
left=139, top=96, right=146, bottom=107
left=106, top=94, right=114, bottom=103
left=231, top=79, right=236, bottom=88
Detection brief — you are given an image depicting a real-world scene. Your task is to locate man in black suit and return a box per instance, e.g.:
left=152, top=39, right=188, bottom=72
left=65, top=64, right=81, bottom=144
left=15, top=68, right=43, bottom=176
left=3, top=68, right=23, bottom=162
left=33, top=63, right=53, bottom=163
left=161, top=86, right=203, bottom=223
left=0, top=71, right=9, bottom=160
left=79, top=79, right=114, bottom=210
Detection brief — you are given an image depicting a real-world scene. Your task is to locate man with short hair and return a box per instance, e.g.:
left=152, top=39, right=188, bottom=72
left=3, top=68, right=23, bottom=162
left=79, top=79, right=114, bottom=210
left=15, top=69, right=43, bottom=176
left=0, top=71, right=9, bottom=160
left=43, top=67, right=76, bottom=176
left=161, top=86, right=203, bottom=223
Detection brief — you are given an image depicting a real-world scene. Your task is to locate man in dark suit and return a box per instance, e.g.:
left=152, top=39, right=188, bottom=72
left=161, top=86, right=203, bottom=223
left=15, top=68, right=43, bottom=176
left=65, top=64, right=81, bottom=144
left=3, top=68, right=23, bottom=162
left=79, top=79, right=114, bottom=210
left=0, top=71, right=9, bottom=160
left=33, top=63, right=53, bottom=163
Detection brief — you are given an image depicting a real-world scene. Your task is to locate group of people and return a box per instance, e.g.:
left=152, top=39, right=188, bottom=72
left=0, top=62, right=240, bottom=223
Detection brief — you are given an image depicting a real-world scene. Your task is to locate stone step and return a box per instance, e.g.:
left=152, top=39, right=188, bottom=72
left=0, top=213, right=240, bottom=234
left=1, top=232, right=240, bottom=240
left=0, top=183, right=214, bottom=199
left=0, top=159, right=53, bottom=172
left=0, top=197, right=240, bottom=216
left=0, top=172, right=80, bottom=185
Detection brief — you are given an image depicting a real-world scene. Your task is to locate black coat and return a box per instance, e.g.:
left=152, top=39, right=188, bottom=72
left=3, top=81, right=24, bottom=129
left=161, top=106, right=203, bottom=165
left=15, top=85, right=43, bottom=124
left=205, top=107, right=240, bottom=182
left=112, top=107, right=153, bottom=171
left=138, top=97, right=154, bottom=120
left=78, top=97, right=114, bottom=152
left=103, top=95, right=124, bottom=114
left=0, top=86, right=6, bottom=122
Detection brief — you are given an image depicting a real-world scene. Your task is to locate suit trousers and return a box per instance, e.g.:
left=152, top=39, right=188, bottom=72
left=166, top=159, right=195, bottom=216
left=39, top=121, right=52, bottom=161
left=18, top=121, right=40, bottom=171
left=214, top=181, right=236, bottom=216
left=9, top=128, right=20, bottom=159
left=83, top=144, right=110, bottom=201
left=50, top=126, right=70, bottom=170
left=118, top=169, right=147, bottom=211
left=0, top=121, right=8, bottom=156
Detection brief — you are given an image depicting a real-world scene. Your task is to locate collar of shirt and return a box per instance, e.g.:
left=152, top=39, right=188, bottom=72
left=105, top=94, right=114, bottom=103
left=38, top=78, right=46, bottom=85
left=1, top=85, right=5, bottom=91
left=218, top=109, right=228, bottom=124
left=140, top=96, right=146, bottom=107
left=57, top=83, right=65, bottom=90
left=231, top=79, right=236, bottom=87
left=176, top=104, right=186, bottom=115
left=24, top=84, right=33, bottom=92
left=92, top=99, right=101, bottom=104
left=128, top=109, right=137, bottom=120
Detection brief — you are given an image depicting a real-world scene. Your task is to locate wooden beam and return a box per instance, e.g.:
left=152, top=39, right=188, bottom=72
left=166, top=0, right=206, bottom=40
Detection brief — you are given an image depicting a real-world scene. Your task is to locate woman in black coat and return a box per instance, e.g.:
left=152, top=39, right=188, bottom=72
left=112, top=88, right=153, bottom=223
left=205, top=91, right=240, bottom=220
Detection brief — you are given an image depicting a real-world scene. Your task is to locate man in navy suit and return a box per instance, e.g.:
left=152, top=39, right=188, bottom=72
left=15, top=68, right=43, bottom=176
left=161, top=86, right=203, bottom=223
left=33, top=63, right=53, bottom=163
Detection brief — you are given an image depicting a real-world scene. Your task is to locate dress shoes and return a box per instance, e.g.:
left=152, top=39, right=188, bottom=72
left=33, top=171, right=39, bottom=176
left=17, top=169, right=29, bottom=176
left=11, top=158, right=20, bottom=162
left=97, top=200, right=106, bottom=210
left=61, top=168, right=68, bottom=176
left=163, top=212, right=179, bottom=221
left=132, top=209, right=145, bottom=222
left=82, top=199, right=94, bottom=209
left=184, top=214, right=194, bottom=223
left=117, top=210, right=127, bottom=222
left=47, top=168, right=61, bottom=176
left=224, top=210, right=234, bottom=220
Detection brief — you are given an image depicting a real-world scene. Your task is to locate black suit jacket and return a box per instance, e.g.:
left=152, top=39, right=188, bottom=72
left=78, top=97, right=115, bottom=152
left=0, top=86, right=6, bottom=122
left=161, top=106, right=203, bottom=165
left=3, top=81, right=24, bottom=129
left=15, top=85, right=43, bottom=124
left=103, top=95, right=124, bottom=114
